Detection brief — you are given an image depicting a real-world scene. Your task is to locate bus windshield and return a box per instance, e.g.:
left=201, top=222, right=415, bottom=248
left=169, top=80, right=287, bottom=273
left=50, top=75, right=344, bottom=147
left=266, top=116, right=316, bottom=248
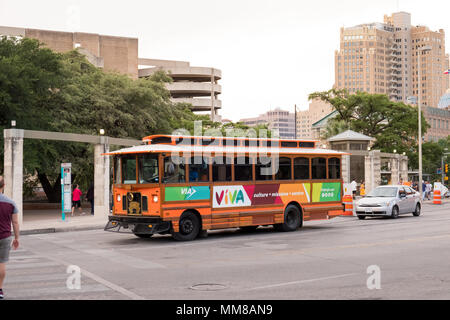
left=139, top=154, right=159, bottom=183
left=115, top=154, right=159, bottom=184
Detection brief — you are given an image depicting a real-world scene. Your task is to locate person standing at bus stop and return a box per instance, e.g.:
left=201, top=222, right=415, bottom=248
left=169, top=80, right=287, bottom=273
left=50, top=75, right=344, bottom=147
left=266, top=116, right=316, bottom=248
left=71, top=184, right=85, bottom=216
left=0, top=176, right=20, bottom=300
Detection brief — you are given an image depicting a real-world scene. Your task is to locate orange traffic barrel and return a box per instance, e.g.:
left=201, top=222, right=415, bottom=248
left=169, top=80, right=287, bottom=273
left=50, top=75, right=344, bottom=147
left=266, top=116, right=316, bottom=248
left=433, top=189, right=441, bottom=205
left=342, top=195, right=354, bottom=216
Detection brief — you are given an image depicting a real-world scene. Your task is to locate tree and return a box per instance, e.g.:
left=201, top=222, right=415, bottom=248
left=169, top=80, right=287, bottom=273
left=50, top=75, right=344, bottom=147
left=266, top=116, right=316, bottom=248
left=309, top=89, right=429, bottom=154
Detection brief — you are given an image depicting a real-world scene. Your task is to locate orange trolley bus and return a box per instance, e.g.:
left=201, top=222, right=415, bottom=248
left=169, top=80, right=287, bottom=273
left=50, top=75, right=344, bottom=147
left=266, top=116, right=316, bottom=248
left=104, top=134, right=347, bottom=241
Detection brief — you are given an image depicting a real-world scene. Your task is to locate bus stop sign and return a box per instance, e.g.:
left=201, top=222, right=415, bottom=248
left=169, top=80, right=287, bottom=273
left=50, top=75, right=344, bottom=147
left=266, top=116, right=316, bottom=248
left=61, top=163, right=72, bottom=220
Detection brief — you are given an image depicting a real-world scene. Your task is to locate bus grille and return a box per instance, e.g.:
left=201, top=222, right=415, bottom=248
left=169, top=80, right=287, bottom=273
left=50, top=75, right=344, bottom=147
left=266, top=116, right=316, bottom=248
left=126, top=192, right=142, bottom=215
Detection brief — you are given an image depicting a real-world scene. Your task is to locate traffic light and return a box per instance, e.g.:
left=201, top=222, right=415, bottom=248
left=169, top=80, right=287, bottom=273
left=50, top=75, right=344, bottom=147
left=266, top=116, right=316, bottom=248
left=446, top=163, right=449, bottom=173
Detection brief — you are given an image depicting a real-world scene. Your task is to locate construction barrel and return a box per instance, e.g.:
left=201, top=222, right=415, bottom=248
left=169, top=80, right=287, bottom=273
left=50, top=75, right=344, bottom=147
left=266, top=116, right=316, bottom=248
left=433, top=189, right=442, bottom=205
left=342, top=194, right=354, bottom=216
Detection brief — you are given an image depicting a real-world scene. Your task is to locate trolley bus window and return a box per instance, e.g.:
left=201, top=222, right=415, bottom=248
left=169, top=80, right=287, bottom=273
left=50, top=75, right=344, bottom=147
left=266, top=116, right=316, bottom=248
left=163, top=156, right=186, bottom=183
left=121, top=155, right=137, bottom=184
left=311, top=157, right=327, bottom=179
left=255, top=156, right=273, bottom=181
left=138, top=154, right=159, bottom=183
left=189, top=156, right=209, bottom=182
left=328, top=157, right=341, bottom=179
left=294, top=157, right=310, bottom=180
left=212, top=156, right=232, bottom=182
left=234, top=157, right=253, bottom=181
left=275, top=157, right=292, bottom=180
left=114, top=156, right=122, bottom=184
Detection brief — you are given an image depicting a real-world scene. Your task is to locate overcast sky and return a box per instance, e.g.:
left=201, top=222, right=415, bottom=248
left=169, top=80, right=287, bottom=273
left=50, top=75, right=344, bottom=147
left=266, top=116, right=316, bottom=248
left=1, top=0, right=449, bottom=121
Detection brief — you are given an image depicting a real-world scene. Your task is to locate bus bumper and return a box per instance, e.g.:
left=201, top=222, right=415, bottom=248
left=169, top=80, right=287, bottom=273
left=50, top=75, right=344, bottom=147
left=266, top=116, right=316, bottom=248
left=104, top=215, right=171, bottom=235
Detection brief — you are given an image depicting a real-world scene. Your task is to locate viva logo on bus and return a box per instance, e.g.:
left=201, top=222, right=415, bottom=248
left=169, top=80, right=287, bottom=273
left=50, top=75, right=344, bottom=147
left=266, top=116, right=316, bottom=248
left=213, top=184, right=310, bottom=208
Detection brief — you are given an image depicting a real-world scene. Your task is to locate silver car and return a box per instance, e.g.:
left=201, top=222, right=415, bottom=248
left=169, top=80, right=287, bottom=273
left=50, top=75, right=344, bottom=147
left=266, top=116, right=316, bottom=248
left=355, top=185, right=422, bottom=220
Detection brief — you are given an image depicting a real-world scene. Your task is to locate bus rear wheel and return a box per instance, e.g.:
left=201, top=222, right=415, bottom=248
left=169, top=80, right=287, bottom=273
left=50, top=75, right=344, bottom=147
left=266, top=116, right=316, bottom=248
left=275, top=204, right=302, bottom=232
left=171, top=211, right=200, bottom=241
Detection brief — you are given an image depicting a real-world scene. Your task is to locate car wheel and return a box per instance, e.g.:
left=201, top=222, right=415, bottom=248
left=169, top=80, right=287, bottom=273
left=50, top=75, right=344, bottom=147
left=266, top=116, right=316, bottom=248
left=412, top=203, right=421, bottom=217
left=275, top=204, right=302, bottom=232
left=357, top=215, right=366, bottom=220
left=171, top=211, right=200, bottom=241
left=133, top=233, right=153, bottom=239
left=391, top=206, right=399, bottom=219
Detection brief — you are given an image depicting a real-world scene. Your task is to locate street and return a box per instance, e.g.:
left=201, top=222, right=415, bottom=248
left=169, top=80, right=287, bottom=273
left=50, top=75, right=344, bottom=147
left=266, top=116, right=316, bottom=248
left=4, top=202, right=450, bottom=300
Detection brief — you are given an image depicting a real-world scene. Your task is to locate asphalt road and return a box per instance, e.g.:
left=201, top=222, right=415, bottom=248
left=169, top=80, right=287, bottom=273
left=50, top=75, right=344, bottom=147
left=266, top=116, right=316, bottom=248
left=4, top=201, right=450, bottom=300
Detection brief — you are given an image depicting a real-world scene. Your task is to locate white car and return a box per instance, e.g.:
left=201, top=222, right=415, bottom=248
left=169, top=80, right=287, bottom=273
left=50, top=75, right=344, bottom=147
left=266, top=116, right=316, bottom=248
left=355, top=185, right=422, bottom=220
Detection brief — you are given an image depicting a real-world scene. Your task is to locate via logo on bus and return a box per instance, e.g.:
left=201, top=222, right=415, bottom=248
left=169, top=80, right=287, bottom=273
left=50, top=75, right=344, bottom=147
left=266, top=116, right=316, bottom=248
left=213, top=186, right=251, bottom=208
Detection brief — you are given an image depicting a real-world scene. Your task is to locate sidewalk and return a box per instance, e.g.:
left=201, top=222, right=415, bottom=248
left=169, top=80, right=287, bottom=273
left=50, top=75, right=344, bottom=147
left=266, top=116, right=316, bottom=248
left=21, top=209, right=108, bottom=235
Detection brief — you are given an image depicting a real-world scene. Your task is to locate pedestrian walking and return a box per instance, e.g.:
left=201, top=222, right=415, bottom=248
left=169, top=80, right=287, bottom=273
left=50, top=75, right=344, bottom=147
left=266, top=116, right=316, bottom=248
left=422, top=180, right=427, bottom=201
left=350, top=180, right=357, bottom=199
left=86, top=183, right=94, bottom=215
left=426, top=181, right=432, bottom=200
left=0, top=176, right=20, bottom=300
left=360, top=181, right=366, bottom=196
left=71, top=184, right=85, bottom=216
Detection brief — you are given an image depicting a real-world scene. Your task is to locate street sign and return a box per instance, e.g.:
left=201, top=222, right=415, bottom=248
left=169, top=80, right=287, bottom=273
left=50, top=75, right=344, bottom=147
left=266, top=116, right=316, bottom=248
left=61, top=163, right=72, bottom=221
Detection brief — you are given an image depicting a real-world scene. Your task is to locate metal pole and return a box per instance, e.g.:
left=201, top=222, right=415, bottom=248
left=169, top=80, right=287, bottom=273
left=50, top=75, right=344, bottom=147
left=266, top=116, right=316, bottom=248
left=418, top=49, right=423, bottom=199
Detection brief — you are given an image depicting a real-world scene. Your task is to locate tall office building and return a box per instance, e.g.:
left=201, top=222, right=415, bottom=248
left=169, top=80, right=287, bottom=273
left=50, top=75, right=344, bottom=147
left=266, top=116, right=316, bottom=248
left=334, top=12, right=449, bottom=108
left=240, top=108, right=296, bottom=139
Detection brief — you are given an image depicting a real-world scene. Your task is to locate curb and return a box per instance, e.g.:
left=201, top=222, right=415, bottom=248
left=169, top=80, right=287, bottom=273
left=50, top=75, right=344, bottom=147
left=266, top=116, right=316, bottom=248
left=21, top=224, right=105, bottom=236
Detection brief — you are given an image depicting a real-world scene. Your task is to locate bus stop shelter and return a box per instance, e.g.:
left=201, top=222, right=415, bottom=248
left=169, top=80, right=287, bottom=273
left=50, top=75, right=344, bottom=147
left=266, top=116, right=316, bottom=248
left=3, top=128, right=140, bottom=226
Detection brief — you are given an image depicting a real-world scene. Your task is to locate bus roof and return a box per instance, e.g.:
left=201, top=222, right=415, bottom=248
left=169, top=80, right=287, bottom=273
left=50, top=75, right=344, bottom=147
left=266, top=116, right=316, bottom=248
left=103, top=143, right=349, bottom=156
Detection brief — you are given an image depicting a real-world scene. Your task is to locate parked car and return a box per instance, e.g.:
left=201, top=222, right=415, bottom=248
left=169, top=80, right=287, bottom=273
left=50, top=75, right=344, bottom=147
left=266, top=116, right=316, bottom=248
left=355, top=185, right=421, bottom=220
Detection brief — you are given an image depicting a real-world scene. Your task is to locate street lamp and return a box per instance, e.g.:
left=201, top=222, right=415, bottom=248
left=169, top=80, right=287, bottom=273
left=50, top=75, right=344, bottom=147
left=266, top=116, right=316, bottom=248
left=417, top=45, right=432, bottom=198
left=99, top=129, right=105, bottom=136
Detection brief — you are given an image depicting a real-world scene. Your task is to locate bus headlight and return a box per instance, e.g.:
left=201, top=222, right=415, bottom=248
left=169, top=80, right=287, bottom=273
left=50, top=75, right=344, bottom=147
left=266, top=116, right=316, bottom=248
left=153, top=195, right=158, bottom=203
left=117, top=194, right=121, bottom=202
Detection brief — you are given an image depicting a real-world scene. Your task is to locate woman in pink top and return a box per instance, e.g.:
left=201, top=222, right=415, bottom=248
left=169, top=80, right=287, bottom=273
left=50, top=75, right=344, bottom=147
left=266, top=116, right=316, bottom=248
left=71, top=185, right=85, bottom=216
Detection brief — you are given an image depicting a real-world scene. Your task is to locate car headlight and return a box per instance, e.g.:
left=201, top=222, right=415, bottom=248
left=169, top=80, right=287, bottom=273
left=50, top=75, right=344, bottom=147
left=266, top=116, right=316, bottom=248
left=117, top=194, right=121, bottom=202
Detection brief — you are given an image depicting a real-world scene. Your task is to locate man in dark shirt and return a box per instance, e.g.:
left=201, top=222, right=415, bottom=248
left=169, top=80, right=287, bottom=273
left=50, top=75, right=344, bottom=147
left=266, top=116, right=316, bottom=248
left=0, top=176, right=20, bottom=299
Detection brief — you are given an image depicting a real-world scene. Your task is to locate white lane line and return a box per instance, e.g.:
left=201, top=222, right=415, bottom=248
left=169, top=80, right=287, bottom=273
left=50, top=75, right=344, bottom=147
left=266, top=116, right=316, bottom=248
left=7, top=262, right=61, bottom=270
left=7, top=284, right=110, bottom=299
left=248, top=273, right=358, bottom=291
left=24, top=251, right=145, bottom=300
left=83, top=249, right=166, bottom=269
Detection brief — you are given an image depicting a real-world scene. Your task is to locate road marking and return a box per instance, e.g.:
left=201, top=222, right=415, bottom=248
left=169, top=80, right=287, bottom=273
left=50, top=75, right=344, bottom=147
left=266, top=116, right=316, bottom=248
left=6, top=273, right=70, bottom=284
left=19, top=246, right=146, bottom=300
left=7, top=261, right=60, bottom=270
left=83, top=248, right=166, bottom=269
left=248, top=273, right=358, bottom=291
left=6, top=284, right=110, bottom=299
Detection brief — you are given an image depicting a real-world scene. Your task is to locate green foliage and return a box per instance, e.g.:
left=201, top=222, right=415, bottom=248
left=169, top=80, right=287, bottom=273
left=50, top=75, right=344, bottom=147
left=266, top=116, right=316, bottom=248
left=309, top=89, right=429, bottom=154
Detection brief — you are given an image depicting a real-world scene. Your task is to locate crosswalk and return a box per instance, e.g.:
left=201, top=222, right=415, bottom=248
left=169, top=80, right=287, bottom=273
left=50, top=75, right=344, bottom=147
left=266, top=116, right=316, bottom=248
left=4, top=248, right=126, bottom=300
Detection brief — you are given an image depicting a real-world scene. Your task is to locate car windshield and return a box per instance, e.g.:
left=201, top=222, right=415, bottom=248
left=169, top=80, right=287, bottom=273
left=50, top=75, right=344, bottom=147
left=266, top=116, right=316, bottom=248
left=366, top=187, right=397, bottom=197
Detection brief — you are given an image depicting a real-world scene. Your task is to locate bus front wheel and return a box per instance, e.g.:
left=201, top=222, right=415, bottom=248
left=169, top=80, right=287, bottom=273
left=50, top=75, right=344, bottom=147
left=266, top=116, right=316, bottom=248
left=171, top=211, right=201, bottom=241
left=275, top=204, right=302, bottom=232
